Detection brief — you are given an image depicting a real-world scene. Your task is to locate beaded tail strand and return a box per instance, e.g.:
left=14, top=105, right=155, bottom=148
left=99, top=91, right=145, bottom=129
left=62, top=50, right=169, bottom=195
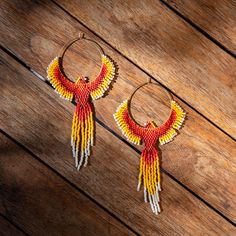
left=71, top=103, right=94, bottom=170
left=137, top=147, right=161, bottom=214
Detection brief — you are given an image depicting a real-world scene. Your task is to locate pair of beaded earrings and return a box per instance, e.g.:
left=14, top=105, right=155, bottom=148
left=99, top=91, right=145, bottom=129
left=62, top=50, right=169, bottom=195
left=47, top=33, right=186, bottom=215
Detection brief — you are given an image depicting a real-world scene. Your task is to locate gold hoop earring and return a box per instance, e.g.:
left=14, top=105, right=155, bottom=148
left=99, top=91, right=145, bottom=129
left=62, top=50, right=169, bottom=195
left=114, top=78, right=186, bottom=214
left=47, top=33, right=117, bottom=170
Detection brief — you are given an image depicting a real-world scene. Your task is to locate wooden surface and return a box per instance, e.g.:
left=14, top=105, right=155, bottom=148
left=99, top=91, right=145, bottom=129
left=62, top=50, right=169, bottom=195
left=56, top=0, right=236, bottom=139
left=2, top=46, right=236, bottom=235
left=0, top=0, right=236, bottom=235
left=1, top=0, right=236, bottom=221
left=0, top=216, right=26, bottom=236
left=0, top=132, right=133, bottom=236
left=162, top=0, right=236, bottom=54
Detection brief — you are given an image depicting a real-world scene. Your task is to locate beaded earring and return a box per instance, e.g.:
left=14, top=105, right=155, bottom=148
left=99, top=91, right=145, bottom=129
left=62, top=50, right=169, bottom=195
left=114, top=79, right=186, bottom=214
left=47, top=33, right=116, bottom=170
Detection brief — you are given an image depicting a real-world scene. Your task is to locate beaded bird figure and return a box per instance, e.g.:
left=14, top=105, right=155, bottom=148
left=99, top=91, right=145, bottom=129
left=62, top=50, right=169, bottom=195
left=47, top=55, right=115, bottom=170
left=114, top=99, right=185, bottom=214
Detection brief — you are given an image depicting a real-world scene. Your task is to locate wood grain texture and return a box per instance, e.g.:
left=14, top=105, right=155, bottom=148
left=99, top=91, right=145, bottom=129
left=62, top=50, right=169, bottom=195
left=0, top=0, right=236, bottom=222
left=0, top=133, right=134, bottom=236
left=163, top=0, right=236, bottom=54
left=0, top=216, right=25, bottom=236
left=1, top=38, right=236, bottom=235
left=55, top=0, right=236, bottom=139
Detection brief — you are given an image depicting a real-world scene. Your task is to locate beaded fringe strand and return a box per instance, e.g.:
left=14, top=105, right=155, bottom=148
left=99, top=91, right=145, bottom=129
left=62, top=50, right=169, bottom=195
left=71, top=104, right=94, bottom=170
left=137, top=148, right=161, bottom=214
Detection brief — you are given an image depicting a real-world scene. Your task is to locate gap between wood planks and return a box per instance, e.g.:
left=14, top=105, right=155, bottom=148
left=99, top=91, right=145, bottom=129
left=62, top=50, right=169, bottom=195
left=1, top=45, right=235, bottom=228
left=0, top=213, right=29, bottom=236
left=159, top=0, right=236, bottom=59
left=51, top=0, right=236, bottom=143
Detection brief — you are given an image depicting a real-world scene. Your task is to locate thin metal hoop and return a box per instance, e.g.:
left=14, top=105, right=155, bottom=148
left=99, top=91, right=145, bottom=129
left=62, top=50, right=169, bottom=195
left=130, top=78, right=173, bottom=102
left=58, top=32, right=104, bottom=80
left=59, top=32, right=104, bottom=58
left=129, top=78, right=173, bottom=125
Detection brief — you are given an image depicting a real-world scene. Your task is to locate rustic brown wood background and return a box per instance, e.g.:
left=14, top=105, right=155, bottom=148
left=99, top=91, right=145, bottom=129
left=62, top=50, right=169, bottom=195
left=0, top=0, right=236, bottom=235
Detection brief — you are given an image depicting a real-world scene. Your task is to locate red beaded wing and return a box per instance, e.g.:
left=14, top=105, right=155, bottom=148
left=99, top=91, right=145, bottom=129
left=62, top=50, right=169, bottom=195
left=89, top=55, right=115, bottom=100
left=157, top=101, right=186, bottom=145
left=113, top=100, right=143, bottom=145
left=47, top=57, right=75, bottom=101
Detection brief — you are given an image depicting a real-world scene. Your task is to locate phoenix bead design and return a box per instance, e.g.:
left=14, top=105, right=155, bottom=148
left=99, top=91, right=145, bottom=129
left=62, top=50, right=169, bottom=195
left=47, top=55, right=115, bottom=170
left=114, top=99, right=186, bottom=214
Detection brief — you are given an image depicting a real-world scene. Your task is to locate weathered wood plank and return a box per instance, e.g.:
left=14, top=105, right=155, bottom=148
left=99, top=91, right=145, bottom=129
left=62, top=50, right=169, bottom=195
left=162, top=0, right=236, bottom=54
left=55, top=0, right=236, bottom=139
left=0, top=216, right=25, bottom=236
left=0, top=0, right=236, bottom=222
left=0, top=133, right=134, bottom=236
left=1, top=40, right=236, bottom=235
